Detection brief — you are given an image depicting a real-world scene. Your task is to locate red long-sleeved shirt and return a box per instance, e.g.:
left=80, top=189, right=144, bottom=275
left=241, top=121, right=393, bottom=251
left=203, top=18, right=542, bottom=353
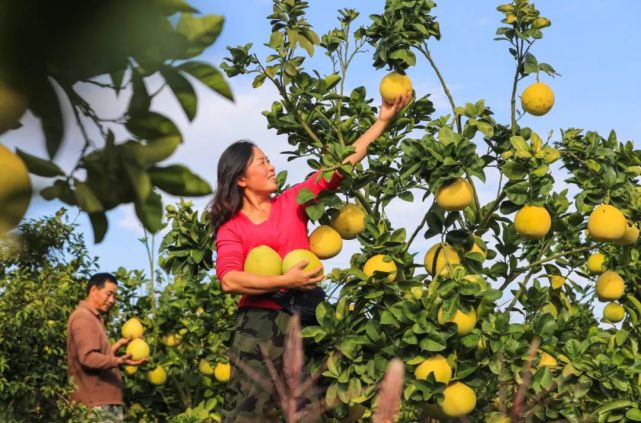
left=216, top=170, right=342, bottom=309
left=66, top=301, right=123, bottom=406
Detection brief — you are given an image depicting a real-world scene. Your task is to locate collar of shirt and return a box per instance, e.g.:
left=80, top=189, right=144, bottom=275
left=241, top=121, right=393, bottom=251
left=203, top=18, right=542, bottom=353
left=79, top=300, right=102, bottom=320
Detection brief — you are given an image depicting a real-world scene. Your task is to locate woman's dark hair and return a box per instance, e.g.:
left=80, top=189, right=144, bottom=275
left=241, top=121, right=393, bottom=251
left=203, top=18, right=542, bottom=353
left=209, top=140, right=256, bottom=238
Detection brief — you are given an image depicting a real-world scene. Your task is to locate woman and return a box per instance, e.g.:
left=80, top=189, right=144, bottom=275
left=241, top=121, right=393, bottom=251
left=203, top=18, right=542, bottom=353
left=210, top=94, right=409, bottom=422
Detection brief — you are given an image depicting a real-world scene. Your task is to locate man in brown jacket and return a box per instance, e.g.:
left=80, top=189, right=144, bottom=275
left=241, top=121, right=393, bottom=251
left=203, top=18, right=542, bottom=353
left=67, top=272, right=145, bottom=421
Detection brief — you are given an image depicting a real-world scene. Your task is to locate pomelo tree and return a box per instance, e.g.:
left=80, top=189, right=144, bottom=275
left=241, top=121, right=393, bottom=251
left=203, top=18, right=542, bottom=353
left=218, top=0, right=641, bottom=420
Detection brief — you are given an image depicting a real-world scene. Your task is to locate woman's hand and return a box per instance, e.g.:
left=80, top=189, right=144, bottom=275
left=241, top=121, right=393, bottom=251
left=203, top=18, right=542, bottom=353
left=283, top=259, right=324, bottom=291
left=379, top=93, right=412, bottom=123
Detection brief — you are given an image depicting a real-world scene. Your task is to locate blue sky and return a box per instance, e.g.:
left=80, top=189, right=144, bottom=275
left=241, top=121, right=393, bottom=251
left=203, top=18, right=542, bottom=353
left=3, top=1, right=641, bottom=291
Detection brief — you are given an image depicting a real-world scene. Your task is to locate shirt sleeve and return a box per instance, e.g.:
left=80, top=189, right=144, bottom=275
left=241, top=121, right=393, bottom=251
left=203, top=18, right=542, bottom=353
left=216, top=224, right=245, bottom=281
left=69, top=314, right=118, bottom=370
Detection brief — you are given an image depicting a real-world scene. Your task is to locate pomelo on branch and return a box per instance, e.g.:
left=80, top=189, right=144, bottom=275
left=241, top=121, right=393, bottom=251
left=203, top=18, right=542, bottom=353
left=440, top=381, right=477, bottom=417
left=587, top=253, right=606, bottom=274
left=126, top=338, right=150, bottom=361
left=121, top=317, right=144, bottom=339
left=0, top=145, right=32, bottom=234
left=587, top=204, right=626, bottom=242
left=435, top=178, right=474, bottom=211
left=309, top=225, right=342, bottom=259
left=198, top=359, right=215, bottom=376
left=521, top=82, right=554, bottom=116
left=244, top=245, right=282, bottom=276
left=282, top=249, right=323, bottom=274
left=161, top=334, right=181, bottom=347
left=414, top=354, right=452, bottom=384
left=124, top=365, right=138, bottom=376
left=214, top=362, right=231, bottom=383
left=514, top=205, right=551, bottom=239
left=379, top=71, right=412, bottom=104
left=615, top=221, right=639, bottom=245
left=603, top=302, right=625, bottom=323
left=548, top=275, right=566, bottom=289
left=437, top=307, right=477, bottom=335
left=596, top=271, right=625, bottom=301
left=363, top=254, right=397, bottom=282
left=0, top=83, right=28, bottom=134
left=331, top=204, right=365, bottom=240
left=148, top=365, right=167, bottom=385
left=424, top=243, right=461, bottom=276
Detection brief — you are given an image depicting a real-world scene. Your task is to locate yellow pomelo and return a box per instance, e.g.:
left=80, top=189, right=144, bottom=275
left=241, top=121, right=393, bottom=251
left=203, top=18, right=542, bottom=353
left=379, top=71, right=412, bottom=104
left=436, top=178, right=474, bottom=211
left=539, top=351, right=557, bottom=367
left=615, top=221, right=639, bottom=245
left=587, top=253, right=606, bottom=274
left=514, top=205, right=551, bottom=239
left=587, top=204, right=626, bottom=242
left=437, top=307, right=477, bottom=335
left=126, top=338, right=150, bottom=361
left=124, top=365, right=138, bottom=376
left=596, top=271, right=625, bottom=301
left=309, top=225, right=343, bottom=259
left=548, top=275, right=566, bottom=289
left=603, top=302, right=625, bottom=323
left=363, top=254, right=397, bottom=282
left=424, top=243, right=461, bottom=276
left=282, top=249, right=323, bottom=274
left=468, top=239, right=486, bottom=260
left=199, top=359, right=215, bottom=376
left=161, top=334, right=182, bottom=347
left=214, top=362, right=231, bottom=383
left=244, top=245, right=282, bottom=276
left=541, top=303, right=558, bottom=318
left=148, top=366, right=167, bottom=385
left=440, top=382, right=477, bottom=417
left=414, top=355, right=452, bottom=384
left=121, top=318, right=144, bottom=339
left=0, top=145, right=32, bottom=234
left=331, top=204, right=365, bottom=240
left=0, top=83, right=28, bottom=134
left=521, top=82, right=554, bottom=116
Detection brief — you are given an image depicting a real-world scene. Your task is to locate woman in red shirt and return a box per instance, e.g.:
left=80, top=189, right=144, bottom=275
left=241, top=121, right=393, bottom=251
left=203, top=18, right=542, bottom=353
left=210, top=94, right=409, bottom=422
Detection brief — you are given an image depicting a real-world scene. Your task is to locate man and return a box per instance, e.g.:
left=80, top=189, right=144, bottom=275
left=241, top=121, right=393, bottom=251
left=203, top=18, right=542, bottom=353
left=67, top=272, right=145, bottom=421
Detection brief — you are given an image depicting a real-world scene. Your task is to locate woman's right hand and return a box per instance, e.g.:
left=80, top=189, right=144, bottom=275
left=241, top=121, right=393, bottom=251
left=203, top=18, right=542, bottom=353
left=283, top=259, right=324, bottom=290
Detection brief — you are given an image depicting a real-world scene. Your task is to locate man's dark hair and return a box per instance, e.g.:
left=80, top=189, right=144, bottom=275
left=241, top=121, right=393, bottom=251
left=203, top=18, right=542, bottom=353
left=86, top=272, right=118, bottom=295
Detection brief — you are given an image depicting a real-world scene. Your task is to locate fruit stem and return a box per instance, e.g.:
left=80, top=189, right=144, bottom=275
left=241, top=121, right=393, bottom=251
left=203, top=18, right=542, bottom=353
left=407, top=212, right=430, bottom=248
left=465, top=173, right=482, bottom=223
left=417, top=43, right=461, bottom=134
left=352, top=190, right=374, bottom=217
left=142, top=230, right=159, bottom=352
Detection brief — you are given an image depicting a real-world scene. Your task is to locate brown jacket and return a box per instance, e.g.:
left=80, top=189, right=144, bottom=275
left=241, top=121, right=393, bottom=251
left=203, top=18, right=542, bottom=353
left=66, top=301, right=123, bottom=406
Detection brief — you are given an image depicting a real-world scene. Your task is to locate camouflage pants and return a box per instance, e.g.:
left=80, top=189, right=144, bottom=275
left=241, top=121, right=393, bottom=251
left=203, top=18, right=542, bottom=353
left=222, top=308, right=322, bottom=423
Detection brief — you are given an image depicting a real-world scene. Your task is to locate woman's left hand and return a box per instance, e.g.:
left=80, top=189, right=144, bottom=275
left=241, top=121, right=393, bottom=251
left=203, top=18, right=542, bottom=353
left=379, top=93, right=412, bottom=123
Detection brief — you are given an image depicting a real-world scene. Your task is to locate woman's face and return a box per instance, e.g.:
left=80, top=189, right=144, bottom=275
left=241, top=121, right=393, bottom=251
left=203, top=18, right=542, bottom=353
left=238, top=146, right=278, bottom=195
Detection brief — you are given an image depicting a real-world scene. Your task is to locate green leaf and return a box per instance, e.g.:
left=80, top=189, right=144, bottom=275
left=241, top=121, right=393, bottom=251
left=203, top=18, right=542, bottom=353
left=179, top=61, right=233, bottom=101
left=176, top=14, right=224, bottom=59
left=510, top=136, right=529, bottom=152
left=73, top=181, right=103, bottom=213
left=128, top=69, right=151, bottom=115
left=625, top=409, right=641, bottom=421
left=161, top=68, right=198, bottom=121
left=30, top=78, right=64, bottom=159
left=149, top=165, right=212, bottom=196
left=89, top=212, right=108, bottom=243
left=16, top=149, right=65, bottom=177
left=143, top=136, right=182, bottom=165
left=135, top=190, right=163, bottom=233
left=124, top=163, right=152, bottom=204
left=126, top=112, right=181, bottom=140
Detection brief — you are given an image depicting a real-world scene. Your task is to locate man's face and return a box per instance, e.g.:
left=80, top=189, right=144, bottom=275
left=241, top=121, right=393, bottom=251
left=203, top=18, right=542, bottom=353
left=89, top=281, right=118, bottom=313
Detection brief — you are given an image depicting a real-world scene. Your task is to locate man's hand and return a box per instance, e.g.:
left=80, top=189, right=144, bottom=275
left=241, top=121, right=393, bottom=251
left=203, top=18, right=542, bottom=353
left=111, top=337, right=129, bottom=353
left=112, top=337, right=147, bottom=366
